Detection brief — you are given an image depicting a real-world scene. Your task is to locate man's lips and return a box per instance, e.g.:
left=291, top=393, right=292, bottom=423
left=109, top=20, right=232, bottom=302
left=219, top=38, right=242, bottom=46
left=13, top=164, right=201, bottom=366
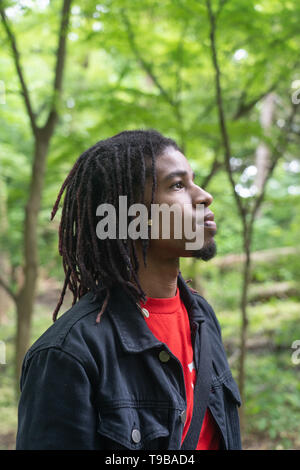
left=194, top=210, right=217, bottom=232
left=204, top=211, right=217, bottom=231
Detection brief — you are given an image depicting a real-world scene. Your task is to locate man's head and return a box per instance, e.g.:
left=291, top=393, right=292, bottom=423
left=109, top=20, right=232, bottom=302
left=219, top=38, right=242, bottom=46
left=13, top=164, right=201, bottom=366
left=142, top=145, right=217, bottom=262
left=51, top=129, right=216, bottom=321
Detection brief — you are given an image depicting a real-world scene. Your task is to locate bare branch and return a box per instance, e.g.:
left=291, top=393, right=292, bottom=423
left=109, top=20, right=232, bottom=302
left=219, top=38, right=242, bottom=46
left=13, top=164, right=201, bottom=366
left=215, top=0, right=229, bottom=20
left=44, top=0, right=72, bottom=135
left=233, top=58, right=300, bottom=121
left=201, top=154, right=223, bottom=189
left=0, top=274, right=17, bottom=304
left=120, top=9, right=176, bottom=108
left=250, top=102, right=299, bottom=226
left=0, top=5, right=37, bottom=135
left=205, top=0, right=246, bottom=221
left=233, top=82, right=278, bottom=120
left=174, top=18, right=189, bottom=102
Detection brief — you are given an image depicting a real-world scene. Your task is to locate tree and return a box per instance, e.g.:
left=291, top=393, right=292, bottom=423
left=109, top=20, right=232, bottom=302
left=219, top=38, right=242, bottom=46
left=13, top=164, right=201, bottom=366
left=0, top=0, right=72, bottom=384
left=205, top=0, right=299, bottom=429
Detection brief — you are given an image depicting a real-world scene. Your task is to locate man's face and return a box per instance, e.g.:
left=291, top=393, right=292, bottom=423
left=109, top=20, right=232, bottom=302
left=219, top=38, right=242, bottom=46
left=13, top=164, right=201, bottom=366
left=142, top=146, right=217, bottom=261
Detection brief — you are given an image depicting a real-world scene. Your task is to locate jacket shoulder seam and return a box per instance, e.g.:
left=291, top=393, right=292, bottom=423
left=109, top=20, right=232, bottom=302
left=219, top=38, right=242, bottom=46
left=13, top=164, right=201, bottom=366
left=55, top=305, right=100, bottom=345
left=24, top=345, right=88, bottom=374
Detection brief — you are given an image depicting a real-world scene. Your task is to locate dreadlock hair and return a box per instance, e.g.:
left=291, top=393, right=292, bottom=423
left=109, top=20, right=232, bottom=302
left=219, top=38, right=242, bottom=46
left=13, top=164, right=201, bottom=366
left=51, top=129, right=181, bottom=324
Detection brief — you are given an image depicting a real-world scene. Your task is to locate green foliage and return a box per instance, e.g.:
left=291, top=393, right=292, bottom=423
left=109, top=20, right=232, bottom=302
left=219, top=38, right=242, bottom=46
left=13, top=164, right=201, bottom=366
left=245, top=352, right=300, bottom=447
left=1, top=0, right=300, bottom=271
left=1, top=0, right=300, bottom=450
left=215, top=299, right=300, bottom=449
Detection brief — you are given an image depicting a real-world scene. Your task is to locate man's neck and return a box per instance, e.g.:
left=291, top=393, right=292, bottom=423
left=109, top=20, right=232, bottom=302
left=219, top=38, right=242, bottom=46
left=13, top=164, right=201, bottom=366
left=134, top=247, right=179, bottom=299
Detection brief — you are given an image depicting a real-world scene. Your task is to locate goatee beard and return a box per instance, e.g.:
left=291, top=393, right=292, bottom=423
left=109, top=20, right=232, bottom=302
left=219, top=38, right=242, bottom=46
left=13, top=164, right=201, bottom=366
left=193, top=240, right=217, bottom=261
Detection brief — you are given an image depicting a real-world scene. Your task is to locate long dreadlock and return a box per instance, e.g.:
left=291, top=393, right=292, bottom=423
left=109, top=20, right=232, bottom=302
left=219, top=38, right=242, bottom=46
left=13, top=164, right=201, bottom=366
left=51, top=129, right=181, bottom=323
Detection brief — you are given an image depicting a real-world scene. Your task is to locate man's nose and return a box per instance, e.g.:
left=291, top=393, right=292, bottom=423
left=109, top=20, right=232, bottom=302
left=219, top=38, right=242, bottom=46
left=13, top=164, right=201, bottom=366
left=193, top=185, right=213, bottom=207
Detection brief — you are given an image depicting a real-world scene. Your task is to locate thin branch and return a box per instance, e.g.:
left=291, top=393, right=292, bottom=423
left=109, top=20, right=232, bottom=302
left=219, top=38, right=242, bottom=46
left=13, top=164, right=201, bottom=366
left=120, top=8, right=187, bottom=150
left=173, top=18, right=190, bottom=152
left=0, top=4, right=37, bottom=135
left=250, top=102, right=299, bottom=226
left=206, top=0, right=298, bottom=231
left=201, top=154, right=223, bottom=189
left=233, top=58, right=300, bottom=121
left=120, top=9, right=176, bottom=108
left=43, top=0, right=72, bottom=135
left=0, top=274, right=17, bottom=304
left=174, top=18, right=189, bottom=102
left=205, top=0, right=246, bottom=221
left=215, top=0, right=229, bottom=20
left=233, top=82, right=278, bottom=120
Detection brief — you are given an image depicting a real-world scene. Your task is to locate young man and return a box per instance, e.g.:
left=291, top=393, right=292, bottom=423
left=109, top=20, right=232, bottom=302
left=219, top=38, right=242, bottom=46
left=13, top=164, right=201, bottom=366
left=16, top=129, right=242, bottom=450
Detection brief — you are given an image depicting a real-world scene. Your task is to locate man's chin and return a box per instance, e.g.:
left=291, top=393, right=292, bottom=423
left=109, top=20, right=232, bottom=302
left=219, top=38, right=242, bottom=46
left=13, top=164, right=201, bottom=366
left=192, top=239, right=217, bottom=261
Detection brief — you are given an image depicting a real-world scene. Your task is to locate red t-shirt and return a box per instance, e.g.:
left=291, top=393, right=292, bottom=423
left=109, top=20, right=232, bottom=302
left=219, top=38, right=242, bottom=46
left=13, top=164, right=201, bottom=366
left=140, top=287, right=220, bottom=450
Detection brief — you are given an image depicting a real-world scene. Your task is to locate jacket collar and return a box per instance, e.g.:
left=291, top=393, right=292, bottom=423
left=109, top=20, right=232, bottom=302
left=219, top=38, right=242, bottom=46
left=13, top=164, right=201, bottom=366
left=106, top=272, right=206, bottom=354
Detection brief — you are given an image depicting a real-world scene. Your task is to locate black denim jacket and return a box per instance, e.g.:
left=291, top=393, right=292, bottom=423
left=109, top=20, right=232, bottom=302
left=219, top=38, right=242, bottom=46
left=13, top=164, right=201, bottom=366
left=16, top=273, right=242, bottom=450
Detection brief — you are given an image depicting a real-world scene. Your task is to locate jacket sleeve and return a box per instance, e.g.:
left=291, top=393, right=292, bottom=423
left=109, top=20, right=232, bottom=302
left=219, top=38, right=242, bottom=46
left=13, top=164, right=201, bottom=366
left=16, top=347, right=100, bottom=450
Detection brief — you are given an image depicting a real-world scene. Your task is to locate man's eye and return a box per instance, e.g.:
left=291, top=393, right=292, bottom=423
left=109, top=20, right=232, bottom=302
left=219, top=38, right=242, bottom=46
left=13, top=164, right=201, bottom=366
left=171, top=181, right=184, bottom=189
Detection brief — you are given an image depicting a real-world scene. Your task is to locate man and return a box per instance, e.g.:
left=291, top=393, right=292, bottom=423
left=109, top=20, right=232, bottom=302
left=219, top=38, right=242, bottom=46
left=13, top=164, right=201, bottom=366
left=16, top=129, right=242, bottom=450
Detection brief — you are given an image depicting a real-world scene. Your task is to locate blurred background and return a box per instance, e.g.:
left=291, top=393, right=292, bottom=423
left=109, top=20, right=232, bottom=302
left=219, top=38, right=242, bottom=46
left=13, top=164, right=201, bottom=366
left=0, top=0, right=300, bottom=450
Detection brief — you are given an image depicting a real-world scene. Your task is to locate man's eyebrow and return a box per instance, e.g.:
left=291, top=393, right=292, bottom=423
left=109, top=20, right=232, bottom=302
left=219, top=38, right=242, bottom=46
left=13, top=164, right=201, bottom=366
left=163, top=170, right=196, bottom=182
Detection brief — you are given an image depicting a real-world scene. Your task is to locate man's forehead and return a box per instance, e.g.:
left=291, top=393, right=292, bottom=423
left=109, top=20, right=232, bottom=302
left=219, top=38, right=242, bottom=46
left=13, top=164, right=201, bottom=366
left=155, top=147, right=193, bottom=181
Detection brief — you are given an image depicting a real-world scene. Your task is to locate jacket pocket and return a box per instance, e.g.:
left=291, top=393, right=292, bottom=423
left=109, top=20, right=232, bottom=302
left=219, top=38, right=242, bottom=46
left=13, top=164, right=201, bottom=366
left=222, top=371, right=242, bottom=407
left=97, top=403, right=170, bottom=450
left=211, top=368, right=241, bottom=405
left=209, top=367, right=242, bottom=449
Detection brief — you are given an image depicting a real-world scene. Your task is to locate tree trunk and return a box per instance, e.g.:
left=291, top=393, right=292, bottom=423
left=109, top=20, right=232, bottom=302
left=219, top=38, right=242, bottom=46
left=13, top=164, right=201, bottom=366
left=238, top=93, right=276, bottom=430
left=15, top=136, right=49, bottom=383
left=237, top=229, right=252, bottom=431
left=0, top=255, right=11, bottom=324
left=9, top=0, right=73, bottom=386
left=0, top=177, right=11, bottom=323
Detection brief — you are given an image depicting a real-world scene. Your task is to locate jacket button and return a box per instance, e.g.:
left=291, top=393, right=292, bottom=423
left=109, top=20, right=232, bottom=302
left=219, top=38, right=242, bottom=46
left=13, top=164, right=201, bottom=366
left=159, top=350, right=170, bottom=363
left=141, top=308, right=150, bottom=318
left=180, top=409, right=187, bottom=424
left=131, top=428, right=141, bottom=444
